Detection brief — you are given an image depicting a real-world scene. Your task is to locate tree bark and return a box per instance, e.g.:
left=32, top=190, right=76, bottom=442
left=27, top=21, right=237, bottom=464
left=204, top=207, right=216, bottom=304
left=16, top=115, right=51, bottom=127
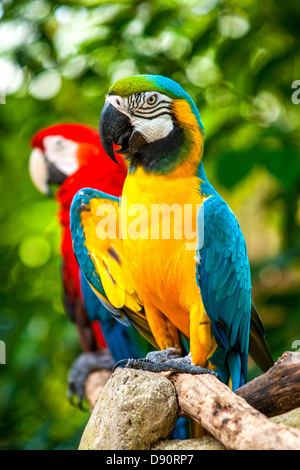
left=235, top=351, right=300, bottom=417
left=169, top=371, right=300, bottom=450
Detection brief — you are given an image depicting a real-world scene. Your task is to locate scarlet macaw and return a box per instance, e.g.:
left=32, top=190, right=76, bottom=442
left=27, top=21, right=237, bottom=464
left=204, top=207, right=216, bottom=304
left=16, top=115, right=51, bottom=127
left=29, top=123, right=155, bottom=406
left=70, top=76, right=273, bottom=391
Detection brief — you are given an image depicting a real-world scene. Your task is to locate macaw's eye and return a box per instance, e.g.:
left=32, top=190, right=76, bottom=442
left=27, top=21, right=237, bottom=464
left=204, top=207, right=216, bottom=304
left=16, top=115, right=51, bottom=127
left=55, top=138, right=64, bottom=147
left=147, top=94, right=158, bottom=105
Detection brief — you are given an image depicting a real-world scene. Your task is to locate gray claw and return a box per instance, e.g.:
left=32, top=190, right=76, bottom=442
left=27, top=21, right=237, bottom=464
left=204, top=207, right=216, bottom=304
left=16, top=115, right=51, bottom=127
left=68, top=350, right=114, bottom=409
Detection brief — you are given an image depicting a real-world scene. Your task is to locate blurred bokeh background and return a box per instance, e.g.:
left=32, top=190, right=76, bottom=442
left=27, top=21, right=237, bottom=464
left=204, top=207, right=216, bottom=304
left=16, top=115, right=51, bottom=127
left=0, top=0, right=299, bottom=450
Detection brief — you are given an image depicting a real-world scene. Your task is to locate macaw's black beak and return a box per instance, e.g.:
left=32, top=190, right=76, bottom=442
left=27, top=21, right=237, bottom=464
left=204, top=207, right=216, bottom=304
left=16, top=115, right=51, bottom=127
left=47, top=162, right=67, bottom=186
left=99, top=101, right=147, bottom=163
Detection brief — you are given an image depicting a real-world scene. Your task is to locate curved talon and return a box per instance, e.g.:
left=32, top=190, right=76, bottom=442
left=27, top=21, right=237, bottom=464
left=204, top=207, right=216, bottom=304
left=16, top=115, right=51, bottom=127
left=67, top=386, right=85, bottom=409
left=67, top=392, right=76, bottom=407
left=78, top=398, right=89, bottom=412
left=67, top=390, right=86, bottom=410
left=112, top=358, right=130, bottom=372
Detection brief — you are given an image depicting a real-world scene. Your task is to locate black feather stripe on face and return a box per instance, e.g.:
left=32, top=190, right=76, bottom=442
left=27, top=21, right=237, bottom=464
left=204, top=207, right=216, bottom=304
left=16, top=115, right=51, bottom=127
left=131, top=109, right=171, bottom=119
left=127, top=92, right=171, bottom=120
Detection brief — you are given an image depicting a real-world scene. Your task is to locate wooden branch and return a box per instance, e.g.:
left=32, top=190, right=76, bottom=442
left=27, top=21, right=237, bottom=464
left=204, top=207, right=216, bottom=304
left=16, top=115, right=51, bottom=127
left=235, top=351, right=300, bottom=417
left=168, top=372, right=300, bottom=450
left=82, top=352, right=300, bottom=450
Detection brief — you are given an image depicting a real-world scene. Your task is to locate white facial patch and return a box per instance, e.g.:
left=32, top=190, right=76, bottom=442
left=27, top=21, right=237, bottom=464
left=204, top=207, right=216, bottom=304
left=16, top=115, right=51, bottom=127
left=106, top=92, right=174, bottom=144
left=130, top=114, right=173, bottom=143
left=43, top=135, right=79, bottom=175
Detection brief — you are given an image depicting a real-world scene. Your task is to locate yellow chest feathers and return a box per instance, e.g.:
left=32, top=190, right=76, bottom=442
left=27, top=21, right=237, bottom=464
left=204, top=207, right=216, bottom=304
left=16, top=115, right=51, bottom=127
left=120, top=167, right=203, bottom=310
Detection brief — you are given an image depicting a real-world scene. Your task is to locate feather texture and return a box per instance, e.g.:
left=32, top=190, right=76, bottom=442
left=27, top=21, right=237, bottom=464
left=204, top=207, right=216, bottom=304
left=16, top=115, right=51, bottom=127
left=196, top=195, right=251, bottom=388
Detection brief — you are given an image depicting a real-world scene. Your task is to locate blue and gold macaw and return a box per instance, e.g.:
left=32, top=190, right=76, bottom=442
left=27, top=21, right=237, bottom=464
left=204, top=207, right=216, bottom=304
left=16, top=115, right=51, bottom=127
left=70, top=75, right=273, bottom=392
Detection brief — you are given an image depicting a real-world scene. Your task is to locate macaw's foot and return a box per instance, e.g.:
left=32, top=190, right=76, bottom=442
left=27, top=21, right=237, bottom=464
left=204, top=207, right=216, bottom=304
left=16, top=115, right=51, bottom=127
left=68, top=349, right=114, bottom=409
left=113, top=348, right=220, bottom=379
left=113, top=347, right=182, bottom=371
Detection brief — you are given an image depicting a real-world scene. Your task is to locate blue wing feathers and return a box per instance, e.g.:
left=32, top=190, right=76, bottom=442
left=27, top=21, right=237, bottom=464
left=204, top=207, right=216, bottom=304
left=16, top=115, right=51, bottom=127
left=70, top=188, right=125, bottom=317
left=196, top=195, right=251, bottom=390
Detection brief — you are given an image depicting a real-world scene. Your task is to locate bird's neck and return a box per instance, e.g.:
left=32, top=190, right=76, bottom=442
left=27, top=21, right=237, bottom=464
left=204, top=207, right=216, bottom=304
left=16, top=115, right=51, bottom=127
left=127, top=135, right=216, bottom=199
left=196, top=161, right=218, bottom=198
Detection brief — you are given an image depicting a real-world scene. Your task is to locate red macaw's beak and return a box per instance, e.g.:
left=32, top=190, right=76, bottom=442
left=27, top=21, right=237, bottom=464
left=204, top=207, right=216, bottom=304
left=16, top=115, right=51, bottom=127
left=29, top=147, right=67, bottom=196
left=99, top=101, right=147, bottom=163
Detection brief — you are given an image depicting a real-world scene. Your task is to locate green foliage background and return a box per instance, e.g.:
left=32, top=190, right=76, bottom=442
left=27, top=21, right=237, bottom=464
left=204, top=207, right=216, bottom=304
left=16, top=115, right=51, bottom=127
left=0, top=0, right=299, bottom=449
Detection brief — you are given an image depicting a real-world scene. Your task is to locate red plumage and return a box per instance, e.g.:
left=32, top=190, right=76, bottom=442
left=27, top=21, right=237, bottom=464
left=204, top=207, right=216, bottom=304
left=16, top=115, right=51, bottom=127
left=31, top=123, right=127, bottom=351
